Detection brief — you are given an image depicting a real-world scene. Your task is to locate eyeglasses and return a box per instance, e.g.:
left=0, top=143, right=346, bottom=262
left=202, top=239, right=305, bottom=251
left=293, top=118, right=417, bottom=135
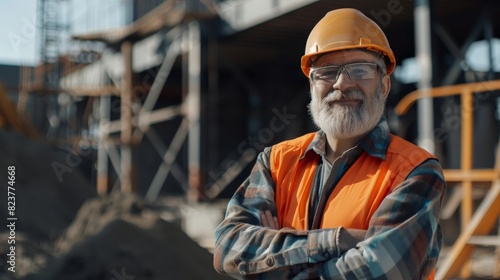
left=309, top=62, right=381, bottom=85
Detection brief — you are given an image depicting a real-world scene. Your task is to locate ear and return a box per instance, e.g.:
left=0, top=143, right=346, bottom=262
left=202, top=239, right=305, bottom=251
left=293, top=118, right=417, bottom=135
left=381, top=75, right=391, bottom=99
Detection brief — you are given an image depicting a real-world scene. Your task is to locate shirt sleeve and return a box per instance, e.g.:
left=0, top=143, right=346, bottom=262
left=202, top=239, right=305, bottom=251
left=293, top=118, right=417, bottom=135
left=213, top=147, right=346, bottom=279
left=317, top=158, right=446, bottom=279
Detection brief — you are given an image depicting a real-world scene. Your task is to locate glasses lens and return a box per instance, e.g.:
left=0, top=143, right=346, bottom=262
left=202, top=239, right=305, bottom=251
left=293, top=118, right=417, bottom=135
left=310, top=63, right=379, bottom=85
left=344, top=63, right=378, bottom=80
left=310, top=66, right=340, bottom=84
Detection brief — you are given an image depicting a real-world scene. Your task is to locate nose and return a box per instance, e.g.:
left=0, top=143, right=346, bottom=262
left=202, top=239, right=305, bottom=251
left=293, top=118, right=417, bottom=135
left=332, top=69, right=353, bottom=91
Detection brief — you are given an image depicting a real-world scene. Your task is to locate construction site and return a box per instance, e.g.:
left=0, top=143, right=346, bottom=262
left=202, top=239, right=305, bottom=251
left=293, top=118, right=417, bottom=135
left=0, top=0, right=499, bottom=279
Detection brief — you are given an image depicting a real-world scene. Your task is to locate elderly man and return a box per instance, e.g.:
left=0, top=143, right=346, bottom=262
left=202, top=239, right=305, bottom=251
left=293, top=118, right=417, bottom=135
left=214, top=8, right=445, bottom=280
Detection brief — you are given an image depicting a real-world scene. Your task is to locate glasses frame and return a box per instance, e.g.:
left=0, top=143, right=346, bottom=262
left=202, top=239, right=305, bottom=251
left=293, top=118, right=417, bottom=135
left=309, top=62, right=383, bottom=85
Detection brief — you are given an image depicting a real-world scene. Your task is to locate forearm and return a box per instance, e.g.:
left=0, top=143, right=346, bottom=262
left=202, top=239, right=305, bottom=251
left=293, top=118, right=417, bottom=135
left=213, top=204, right=339, bottom=278
left=214, top=204, right=368, bottom=278
left=320, top=221, right=440, bottom=279
left=317, top=163, right=445, bottom=279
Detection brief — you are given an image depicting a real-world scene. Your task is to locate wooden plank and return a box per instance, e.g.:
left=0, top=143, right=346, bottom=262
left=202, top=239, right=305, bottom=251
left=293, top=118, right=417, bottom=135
left=120, top=41, right=133, bottom=193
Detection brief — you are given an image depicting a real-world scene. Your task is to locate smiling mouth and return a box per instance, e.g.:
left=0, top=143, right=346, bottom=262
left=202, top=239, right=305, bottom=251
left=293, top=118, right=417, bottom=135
left=328, top=99, right=361, bottom=106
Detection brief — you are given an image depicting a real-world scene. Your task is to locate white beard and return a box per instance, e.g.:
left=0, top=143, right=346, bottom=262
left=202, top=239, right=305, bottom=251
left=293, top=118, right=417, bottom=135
left=308, top=85, right=386, bottom=139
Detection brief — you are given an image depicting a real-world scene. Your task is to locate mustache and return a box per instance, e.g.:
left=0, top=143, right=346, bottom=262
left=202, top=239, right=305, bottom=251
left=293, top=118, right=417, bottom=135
left=323, top=89, right=365, bottom=102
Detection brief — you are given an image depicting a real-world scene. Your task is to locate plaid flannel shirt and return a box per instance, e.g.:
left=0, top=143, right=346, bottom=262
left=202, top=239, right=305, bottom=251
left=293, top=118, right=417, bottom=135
left=214, top=118, right=445, bottom=279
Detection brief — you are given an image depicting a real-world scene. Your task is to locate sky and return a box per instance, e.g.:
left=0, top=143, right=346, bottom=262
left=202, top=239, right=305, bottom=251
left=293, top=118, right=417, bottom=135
left=0, top=0, right=39, bottom=65
left=0, top=0, right=128, bottom=66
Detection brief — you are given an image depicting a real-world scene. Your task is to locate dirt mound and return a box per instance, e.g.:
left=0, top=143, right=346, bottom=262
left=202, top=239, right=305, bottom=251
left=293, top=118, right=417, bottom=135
left=0, top=131, right=227, bottom=279
left=22, top=192, right=228, bottom=280
left=0, top=130, right=97, bottom=243
left=54, top=192, right=146, bottom=254
left=28, top=218, right=227, bottom=280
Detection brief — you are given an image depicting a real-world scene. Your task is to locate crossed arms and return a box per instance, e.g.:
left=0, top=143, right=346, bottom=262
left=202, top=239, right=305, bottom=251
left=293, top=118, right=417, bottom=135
left=213, top=149, right=445, bottom=279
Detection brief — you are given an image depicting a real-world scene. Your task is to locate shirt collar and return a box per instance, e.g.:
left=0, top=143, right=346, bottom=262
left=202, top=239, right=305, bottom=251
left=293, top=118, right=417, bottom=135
left=303, top=116, right=391, bottom=160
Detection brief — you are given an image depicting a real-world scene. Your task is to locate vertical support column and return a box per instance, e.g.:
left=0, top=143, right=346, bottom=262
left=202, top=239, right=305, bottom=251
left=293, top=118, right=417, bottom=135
left=207, top=20, right=219, bottom=184
left=97, top=95, right=110, bottom=195
left=484, top=9, right=494, bottom=81
left=460, top=90, right=474, bottom=277
left=186, top=21, right=203, bottom=201
left=121, top=40, right=133, bottom=193
left=414, top=0, right=435, bottom=153
left=461, top=91, right=474, bottom=228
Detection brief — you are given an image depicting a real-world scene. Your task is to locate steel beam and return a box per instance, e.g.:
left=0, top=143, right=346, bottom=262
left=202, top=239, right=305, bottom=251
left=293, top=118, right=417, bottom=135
left=440, top=9, right=488, bottom=86
left=186, top=21, right=203, bottom=201
left=145, top=118, right=190, bottom=201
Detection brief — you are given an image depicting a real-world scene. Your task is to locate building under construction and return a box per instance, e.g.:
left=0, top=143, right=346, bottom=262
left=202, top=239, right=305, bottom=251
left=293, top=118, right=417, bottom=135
left=1, top=0, right=500, bottom=279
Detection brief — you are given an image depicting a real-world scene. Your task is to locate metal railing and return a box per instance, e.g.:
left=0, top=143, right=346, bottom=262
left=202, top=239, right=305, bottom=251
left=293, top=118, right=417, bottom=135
left=394, top=79, right=500, bottom=279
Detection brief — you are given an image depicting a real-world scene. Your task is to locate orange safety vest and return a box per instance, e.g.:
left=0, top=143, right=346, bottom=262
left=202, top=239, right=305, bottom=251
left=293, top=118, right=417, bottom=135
left=270, top=132, right=437, bottom=279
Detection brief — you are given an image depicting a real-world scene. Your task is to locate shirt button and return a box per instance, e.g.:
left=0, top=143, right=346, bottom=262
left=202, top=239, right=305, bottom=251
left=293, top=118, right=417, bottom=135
left=266, top=257, right=275, bottom=267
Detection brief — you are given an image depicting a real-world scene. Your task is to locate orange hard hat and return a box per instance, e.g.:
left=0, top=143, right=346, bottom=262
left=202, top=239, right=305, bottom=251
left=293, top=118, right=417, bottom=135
left=301, top=8, right=396, bottom=77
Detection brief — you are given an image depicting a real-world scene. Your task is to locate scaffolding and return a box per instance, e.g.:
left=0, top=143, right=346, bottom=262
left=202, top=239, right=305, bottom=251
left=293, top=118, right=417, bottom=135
left=18, top=0, right=67, bottom=139
left=57, top=0, right=219, bottom=199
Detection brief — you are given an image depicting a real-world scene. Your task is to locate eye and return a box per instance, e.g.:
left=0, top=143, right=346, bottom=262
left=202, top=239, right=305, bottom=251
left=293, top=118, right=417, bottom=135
left=314, top=67, right=339, bottom=81
left=350, top=68, right=369, bottom=77
left=348, top=64, right=376, bottom=79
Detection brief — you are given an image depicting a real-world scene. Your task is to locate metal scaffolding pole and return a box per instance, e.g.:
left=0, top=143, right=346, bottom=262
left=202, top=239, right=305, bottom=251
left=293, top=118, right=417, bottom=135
left=414, top=0, right=435, bottom=154
left=186, top=21, right=202, bottom=201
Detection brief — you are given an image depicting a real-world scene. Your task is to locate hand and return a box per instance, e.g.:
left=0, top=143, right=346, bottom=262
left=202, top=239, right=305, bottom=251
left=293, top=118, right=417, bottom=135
left=260, top=210, right=280, bottom=230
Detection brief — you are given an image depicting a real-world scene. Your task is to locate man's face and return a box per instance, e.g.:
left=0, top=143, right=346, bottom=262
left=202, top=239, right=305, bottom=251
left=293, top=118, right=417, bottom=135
left=308, top=50, right=390, bottom=139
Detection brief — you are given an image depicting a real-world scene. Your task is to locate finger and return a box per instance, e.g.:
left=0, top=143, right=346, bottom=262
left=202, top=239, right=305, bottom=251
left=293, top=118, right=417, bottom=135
left=272, top=216, right=279, bottom=229
left=265, top=210, right=279, bottom=230
left=264, top=210, right=273, bottom=227
left=260, top=212, right=270, bottom=227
